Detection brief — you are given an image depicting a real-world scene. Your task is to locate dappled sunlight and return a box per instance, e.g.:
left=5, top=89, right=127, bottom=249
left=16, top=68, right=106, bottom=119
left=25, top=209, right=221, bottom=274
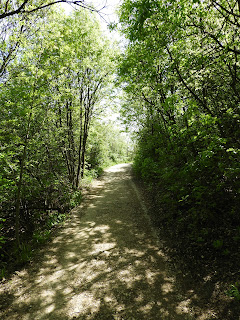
left=105, top=163, right=130, bottom=173
left=176, top=299, right=191, bottom=314
left=0, top=164, right=217, bottom=319
left=68, top=292, right=100, bottom=317
left=90, top=242, right=116, bottom=255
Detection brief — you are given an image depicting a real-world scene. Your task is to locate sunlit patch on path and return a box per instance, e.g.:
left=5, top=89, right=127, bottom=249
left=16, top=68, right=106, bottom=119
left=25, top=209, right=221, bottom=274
left=0, top=164, right=213, bottom=319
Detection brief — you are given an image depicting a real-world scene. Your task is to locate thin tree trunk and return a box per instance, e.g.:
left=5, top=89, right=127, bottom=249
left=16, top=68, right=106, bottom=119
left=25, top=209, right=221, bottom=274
left=76, top=102, right=83, bottom=188
left=80, top=119, right=88, bottom=178
left=15, top=145, right=26, bottom=248
left=15, top=109, right=32, bottom=248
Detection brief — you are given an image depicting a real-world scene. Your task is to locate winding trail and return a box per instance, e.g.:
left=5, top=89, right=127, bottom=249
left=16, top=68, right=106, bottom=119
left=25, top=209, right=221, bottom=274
left=1, top=164, right=196, bottom=319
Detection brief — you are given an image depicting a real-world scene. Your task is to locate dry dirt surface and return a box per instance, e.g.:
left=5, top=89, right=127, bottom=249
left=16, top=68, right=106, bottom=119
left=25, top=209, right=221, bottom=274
left=0, top=164, right=217, bottom=319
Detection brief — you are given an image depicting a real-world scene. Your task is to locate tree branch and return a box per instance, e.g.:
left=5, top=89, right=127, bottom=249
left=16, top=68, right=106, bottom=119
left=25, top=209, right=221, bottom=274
left=212, top=0, right=240, bottom=18
left=0, top=0, right=97, bottom=20
left=166, top=46, right=214, bottom=116
left=187, top=21, right=240, bottom=55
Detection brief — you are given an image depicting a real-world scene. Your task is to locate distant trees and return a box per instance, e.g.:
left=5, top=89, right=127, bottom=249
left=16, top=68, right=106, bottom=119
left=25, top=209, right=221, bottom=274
left=118, top=0, right=240, bottom=248
left=87, top=121, right=131, bottom=172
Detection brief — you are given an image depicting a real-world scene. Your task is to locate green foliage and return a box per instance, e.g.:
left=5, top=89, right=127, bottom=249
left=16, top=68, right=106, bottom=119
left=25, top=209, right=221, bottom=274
left=17, top=243, right=32, bottom=265
left=33, top=230, right=51, bottom=245
left=70, top=191, right=82, bottom=209
left=46, top=212, right=66, bottom=229
left=212, top=240, right=224, bottom=250
left=233, top=227, right=240, bottom=243
left=118, top=0, right=240, bottom=261
left=0, top=264, right=7, bottom=280
left=0, top=218, right=6, bottom=252
left=226, top=283, right=240, bottom=301
left=0, top=6, right=120, bottom=272
left=32, top=211, right=66, bottom=246
left=86, top=120, right=131, bottom=171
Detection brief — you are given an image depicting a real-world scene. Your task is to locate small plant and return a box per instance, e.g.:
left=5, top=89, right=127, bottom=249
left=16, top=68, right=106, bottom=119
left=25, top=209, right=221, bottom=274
left=212, top=239, right=223, bottom=249
left=0, top=264, right=7, bottom=280
left=226, top=282, right=240, bottom=301
left=17, top=243, right=32, bottom=264
left=33, top=229, right=51, bottom=244
left=47, top=212, right=66, bottom=229
left=70, top=190, right=82, bottom=208
left=0, top=218, right=6, bottom=252
left=196, top=236, right=204, bottom=243
left=233, top=227, right=240, bottom=242
left=223, top=249, right=230, bottom=256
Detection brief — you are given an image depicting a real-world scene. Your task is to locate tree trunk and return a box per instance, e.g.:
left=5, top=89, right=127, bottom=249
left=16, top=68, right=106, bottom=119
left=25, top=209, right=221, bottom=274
left=15, top=108, right=32, bottom=248
left=15, top=145, right=26, bottom=248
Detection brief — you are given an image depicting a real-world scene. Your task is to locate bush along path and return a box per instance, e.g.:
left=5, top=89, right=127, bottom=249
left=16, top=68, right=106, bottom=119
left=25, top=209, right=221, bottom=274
left=0, top=164, right=238, bottom=319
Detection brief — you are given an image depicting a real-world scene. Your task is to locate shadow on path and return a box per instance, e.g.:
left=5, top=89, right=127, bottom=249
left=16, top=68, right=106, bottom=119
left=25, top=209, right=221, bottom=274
left=1, top=164, right=199, bottom=319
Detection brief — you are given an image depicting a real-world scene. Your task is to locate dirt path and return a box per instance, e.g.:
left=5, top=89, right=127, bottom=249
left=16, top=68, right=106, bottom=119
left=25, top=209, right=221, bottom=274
left=1, top=164, right=207, bottom=319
